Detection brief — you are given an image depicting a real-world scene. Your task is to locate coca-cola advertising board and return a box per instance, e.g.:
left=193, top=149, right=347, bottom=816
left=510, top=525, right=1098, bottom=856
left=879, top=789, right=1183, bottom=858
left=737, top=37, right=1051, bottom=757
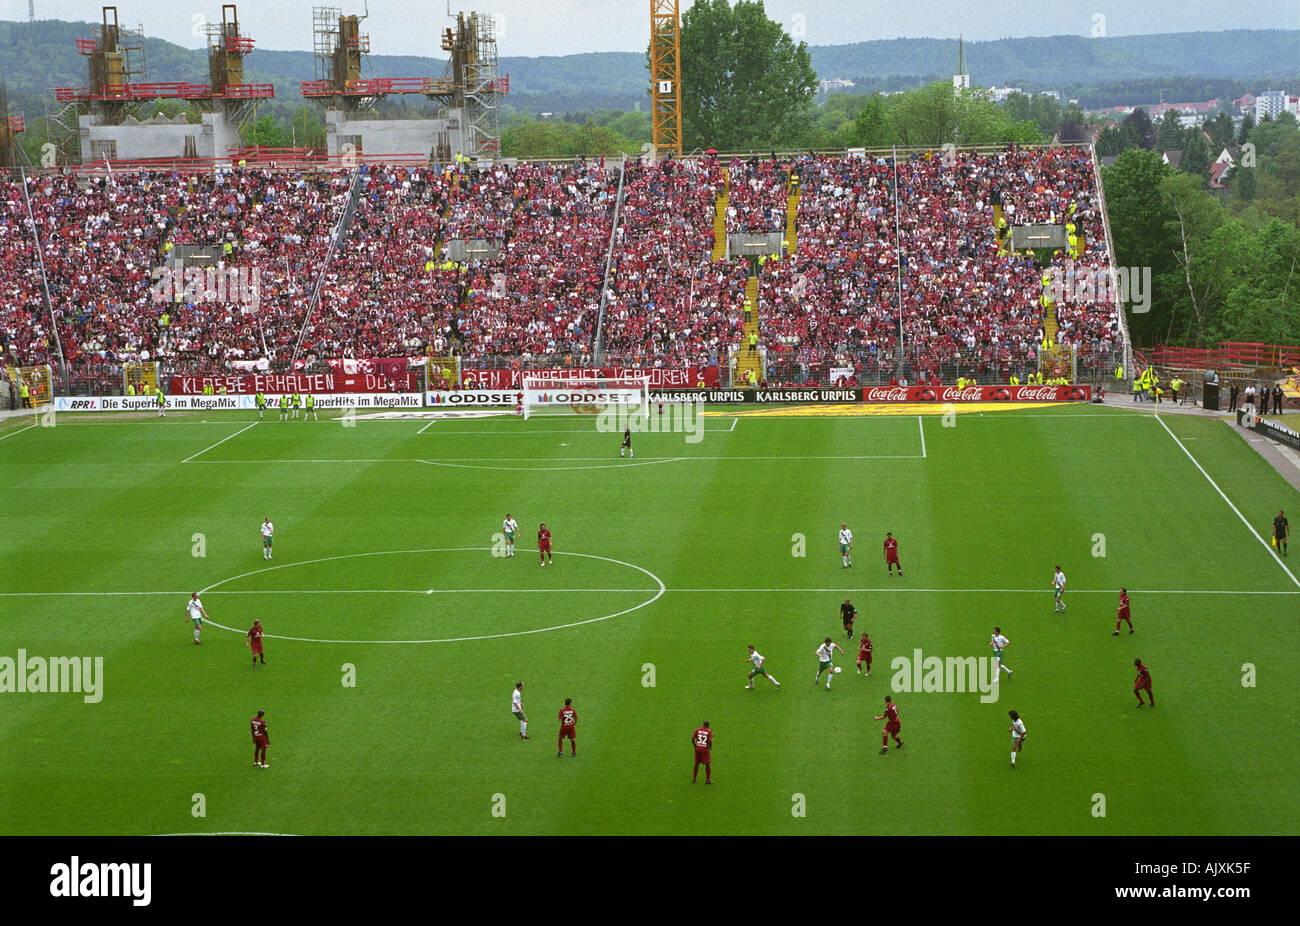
left=861, top=385, right=1091, bottom=403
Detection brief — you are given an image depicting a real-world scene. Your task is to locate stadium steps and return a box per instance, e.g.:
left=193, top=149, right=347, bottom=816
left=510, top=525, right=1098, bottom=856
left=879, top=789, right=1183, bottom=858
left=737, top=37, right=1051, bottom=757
left=711, top=170, right=728, bottom=261
left=785, top=177, right=799, bottom=255
left=1041, top=274, right=1060, bottom=347
left=735, top=275, right=762, bottom=386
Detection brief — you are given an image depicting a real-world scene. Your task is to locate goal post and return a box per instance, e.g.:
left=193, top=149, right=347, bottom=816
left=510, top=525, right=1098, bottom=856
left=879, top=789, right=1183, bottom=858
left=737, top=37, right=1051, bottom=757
left=520, top=373, right=650, bottom=421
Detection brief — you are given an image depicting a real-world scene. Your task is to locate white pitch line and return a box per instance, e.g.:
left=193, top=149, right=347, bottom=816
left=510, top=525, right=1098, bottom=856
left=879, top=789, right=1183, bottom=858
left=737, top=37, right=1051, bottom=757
left=415, top=427, right=737, bottom=434
left=188, top=454, right=923, bottom=464
left=1157, top=414, right=1299, bottom=588
left=146, top=832, right=302, bottom=837
left=0, top=423, right=37, bottom=442
left=917, top=415, right=926, bottom=458
left=730, top=417, right=738, bottom=432
left=181, top=421, right=258, bottom=463
left=3, top=587, right=1296, bottom=598
left=417, top=417, right=436, bottom=434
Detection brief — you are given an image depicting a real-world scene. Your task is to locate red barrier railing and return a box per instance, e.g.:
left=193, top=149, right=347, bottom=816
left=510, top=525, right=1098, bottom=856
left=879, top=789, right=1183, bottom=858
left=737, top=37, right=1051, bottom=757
left=54, top=82, right=274, bottom=102
left=1153, top=342, right=1300, bottom=368
left=300, top=76, right=457, bottom=97
left=66, top=149, right=435, bottom=174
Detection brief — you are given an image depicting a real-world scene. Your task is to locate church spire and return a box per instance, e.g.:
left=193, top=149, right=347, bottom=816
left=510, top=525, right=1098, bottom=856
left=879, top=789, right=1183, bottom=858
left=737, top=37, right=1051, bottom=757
left=953, top=34, right=970, bottom=90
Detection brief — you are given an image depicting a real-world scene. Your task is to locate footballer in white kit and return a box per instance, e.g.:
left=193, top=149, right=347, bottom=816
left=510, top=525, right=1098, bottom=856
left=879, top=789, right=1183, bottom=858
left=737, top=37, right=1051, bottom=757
left=1052, top=566, right=1067, bottom=612
left=512, top=681, right=529, bottom=739
left=185, top=593, right=209, bottom=645
left=1008, top=710, right=1027, bottom=768
left=744, top=646, right=781, bottom=690
left=502, top=515, right=519, bottom=557
left=261, top=518, right=274, bottom=560
left=990, top=627, right=1013, bottom=676
left=838, top=523, right=854, bottom=568
left=814, top=637, right=845, bottom=689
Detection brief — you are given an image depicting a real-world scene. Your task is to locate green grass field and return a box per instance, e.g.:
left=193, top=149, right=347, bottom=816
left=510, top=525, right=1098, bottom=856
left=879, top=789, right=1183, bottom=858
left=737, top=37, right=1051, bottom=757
left=2, top=403, right=1297, bottom=835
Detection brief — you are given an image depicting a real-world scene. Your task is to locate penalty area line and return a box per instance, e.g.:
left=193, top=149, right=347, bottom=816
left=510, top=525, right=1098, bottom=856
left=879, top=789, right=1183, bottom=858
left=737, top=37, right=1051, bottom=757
left=182, top=421, right=258, bottom=463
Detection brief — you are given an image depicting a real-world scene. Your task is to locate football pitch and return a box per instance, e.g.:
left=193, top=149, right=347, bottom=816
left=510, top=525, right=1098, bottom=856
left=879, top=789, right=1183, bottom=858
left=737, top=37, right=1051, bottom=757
left=1, top=403, right=1297, bottom=836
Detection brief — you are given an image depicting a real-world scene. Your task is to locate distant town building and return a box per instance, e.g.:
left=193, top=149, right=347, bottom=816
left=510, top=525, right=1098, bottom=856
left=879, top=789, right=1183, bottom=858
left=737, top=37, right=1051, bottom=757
left=988, top=87, right=1022, bottom=103
left=819, top=78, right=856, bottom=93
left=1255, top=90, right=1299, bottom=120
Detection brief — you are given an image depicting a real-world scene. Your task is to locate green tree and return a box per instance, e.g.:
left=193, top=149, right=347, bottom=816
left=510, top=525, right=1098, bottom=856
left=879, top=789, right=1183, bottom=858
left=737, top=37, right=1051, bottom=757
left=1179, top=129, right=1210, bottom=179
left=1102, top=149, right=1176, bottom=345
left=677, top=0, right=817, bottom=151
left=1161, top=171, right=1228, bottom=345
left=1205, top=111, right=1235, bottom=150
left=242, top=115, right=290, bottom=148
left=850, top=93, right=892, bottom=147
left=1237, top=112, right=1255, bottom=146
left=1155, top=110, right=1184, bottom=153
left=290, top=107, right=326, bottom=150
left=1096, top=123, right=1129, bottom=157
left=1232, top=165, right=1257, bottom=201
left=1123, top=108, right=1156, bottom=150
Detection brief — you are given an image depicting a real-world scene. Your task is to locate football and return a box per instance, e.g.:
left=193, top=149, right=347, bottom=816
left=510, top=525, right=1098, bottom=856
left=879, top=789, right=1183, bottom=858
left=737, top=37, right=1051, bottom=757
left=834, top=667, right=842, bottom=674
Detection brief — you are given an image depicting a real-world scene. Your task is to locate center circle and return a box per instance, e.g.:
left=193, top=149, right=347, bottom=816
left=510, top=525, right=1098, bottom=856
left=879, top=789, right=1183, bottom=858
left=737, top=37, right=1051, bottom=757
left=196, top=547, right=666, bottom=644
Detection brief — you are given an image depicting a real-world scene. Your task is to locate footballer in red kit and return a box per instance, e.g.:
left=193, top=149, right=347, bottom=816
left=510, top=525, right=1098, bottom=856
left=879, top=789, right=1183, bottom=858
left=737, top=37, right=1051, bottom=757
left=874, top=696, right=903, bottom=754
left=1114, top=588, right=1134, bottom=635
left=538, top=523, right=552, bottom=566
left=692, top=721, right=713, bottom=784
left=857, top=633, right=873, bottom=676
left=1133, top=659, right=1154, bottom=707
left=557, top=698, right=577, bottom=757
left=883, top=532, right=902, bottom=576
left=250, top=710, right=269, bottom=768
left=246, top=619, right=265, bottom=666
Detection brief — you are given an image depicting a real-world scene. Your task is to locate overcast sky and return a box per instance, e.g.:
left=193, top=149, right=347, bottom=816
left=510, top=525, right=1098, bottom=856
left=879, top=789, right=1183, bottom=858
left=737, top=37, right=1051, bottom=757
left=3, top=0, right=1297, bottom=57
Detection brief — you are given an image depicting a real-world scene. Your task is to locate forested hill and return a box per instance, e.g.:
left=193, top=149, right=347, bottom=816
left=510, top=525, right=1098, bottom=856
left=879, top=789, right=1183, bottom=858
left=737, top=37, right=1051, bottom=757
left=1, top=19, right=1296, bottom=114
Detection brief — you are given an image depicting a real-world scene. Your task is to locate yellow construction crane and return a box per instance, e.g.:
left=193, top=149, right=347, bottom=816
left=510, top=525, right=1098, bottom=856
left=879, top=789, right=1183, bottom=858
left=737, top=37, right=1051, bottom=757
left=649, top=0, right=682, bottom=157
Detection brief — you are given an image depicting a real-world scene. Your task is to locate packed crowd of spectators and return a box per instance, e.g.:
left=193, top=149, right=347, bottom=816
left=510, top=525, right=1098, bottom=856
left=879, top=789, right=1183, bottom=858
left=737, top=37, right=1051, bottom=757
left=1, top=145, right=1119, bottom=383
left=725, top=156, right=790, bottom=234
left=600, top=156, right=745, bottom=368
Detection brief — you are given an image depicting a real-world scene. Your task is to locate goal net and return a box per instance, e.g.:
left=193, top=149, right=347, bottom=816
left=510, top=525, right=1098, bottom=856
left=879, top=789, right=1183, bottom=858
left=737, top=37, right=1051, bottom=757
left=520, top=374, right=650, bottom=421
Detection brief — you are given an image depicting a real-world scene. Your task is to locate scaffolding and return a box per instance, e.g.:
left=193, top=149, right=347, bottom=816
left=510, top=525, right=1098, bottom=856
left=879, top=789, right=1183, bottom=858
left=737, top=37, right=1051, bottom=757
left=0, top=83, right=23, bottom=169
left=53, top=5, right=272, bottom=122
left=302, top=7, right=506, bottom=161
left=205, top=4, right=267, bottom=131
left=442, top=11, right=505, bottom=159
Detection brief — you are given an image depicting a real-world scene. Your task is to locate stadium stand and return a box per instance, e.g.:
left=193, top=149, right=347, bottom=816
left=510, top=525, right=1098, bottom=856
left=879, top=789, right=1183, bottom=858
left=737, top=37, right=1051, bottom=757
left=1, top=145, right=1122, bottom=387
